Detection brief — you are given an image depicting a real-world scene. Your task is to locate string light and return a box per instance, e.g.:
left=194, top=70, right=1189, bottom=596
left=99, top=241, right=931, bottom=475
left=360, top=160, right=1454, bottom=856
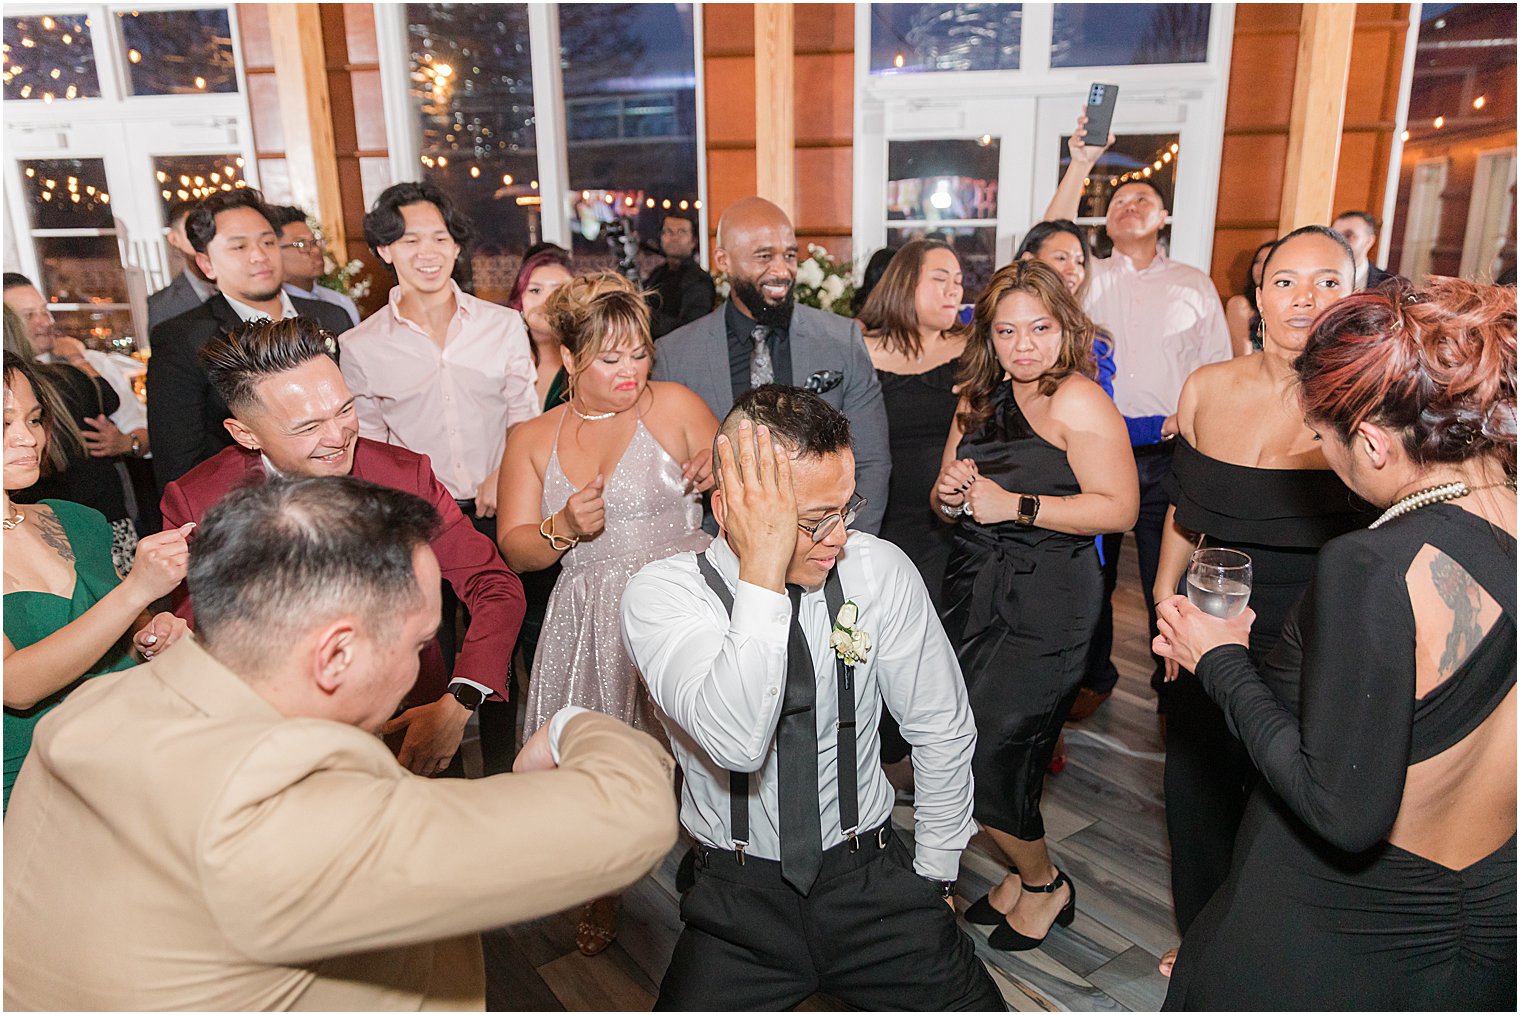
left=24, top=167, right=34, bottom=178
left=194, top=76, right=206, bottom=90
left=469, top=166, right=480, bottom=177
left=501, top=173, right=512, bottom=185
left=41, top=16, right=55, bottom=29
left=128, top=49, right=141, bottom=63
left=678, top=199, right=689, bottom=210
left=662, top=199, right=671, bottom=209
left=1473, top=95, right=1486, bottom=110
left=694, top=200, right=702, bottom=209
left=646, top=198, right=655, bottom=208
left=162, top=188, right=171, bottom=199
left=1401, top=129, right=1410, bottom=142
left=894, top=53, right=905, bottom=68
left=1433, top=116, right=1445, bottom=129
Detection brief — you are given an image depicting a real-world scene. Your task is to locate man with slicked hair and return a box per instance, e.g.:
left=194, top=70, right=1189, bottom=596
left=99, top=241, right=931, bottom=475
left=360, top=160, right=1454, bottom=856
left=160, top=317, right=525, bottom=777
left=5, top=476, right=677, bottom=1011
left=653, top=197, right=890, bottom=534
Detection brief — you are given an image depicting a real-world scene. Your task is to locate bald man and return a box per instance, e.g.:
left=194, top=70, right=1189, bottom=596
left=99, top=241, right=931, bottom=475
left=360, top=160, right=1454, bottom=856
left=653, top=198, right=889, bottom=534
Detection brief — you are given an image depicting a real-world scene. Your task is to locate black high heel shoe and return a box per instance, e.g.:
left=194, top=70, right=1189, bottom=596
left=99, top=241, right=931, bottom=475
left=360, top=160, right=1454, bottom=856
left=987, top=869, right=1076, bottom=951
left=964, top=869, right=1017, bottom=925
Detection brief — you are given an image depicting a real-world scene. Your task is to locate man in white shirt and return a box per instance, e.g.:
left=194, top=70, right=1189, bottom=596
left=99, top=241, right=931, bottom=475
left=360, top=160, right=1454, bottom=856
left=340, top=181, right=539, bottom=776
left=622, top=386, right=1003, bottom=1011
left=1045, top=115, right=1232, bottom=710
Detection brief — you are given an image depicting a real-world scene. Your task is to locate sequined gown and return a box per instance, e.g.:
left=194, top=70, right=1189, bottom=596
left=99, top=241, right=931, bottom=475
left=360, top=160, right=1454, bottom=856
left=525, top=412, right=710, bottom=740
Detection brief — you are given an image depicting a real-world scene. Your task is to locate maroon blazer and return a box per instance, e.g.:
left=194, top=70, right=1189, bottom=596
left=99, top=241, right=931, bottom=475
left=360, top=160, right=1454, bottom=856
left=160, top=439, right=524, bottom=707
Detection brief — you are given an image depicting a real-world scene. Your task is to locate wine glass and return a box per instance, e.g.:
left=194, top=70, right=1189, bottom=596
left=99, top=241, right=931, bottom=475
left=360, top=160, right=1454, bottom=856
left=1187, top=548, right=1253, bottom=619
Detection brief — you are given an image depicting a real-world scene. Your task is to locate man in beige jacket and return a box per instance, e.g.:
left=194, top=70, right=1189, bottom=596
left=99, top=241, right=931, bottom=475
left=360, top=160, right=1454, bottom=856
left=4, top=476, right=677, bottom=1011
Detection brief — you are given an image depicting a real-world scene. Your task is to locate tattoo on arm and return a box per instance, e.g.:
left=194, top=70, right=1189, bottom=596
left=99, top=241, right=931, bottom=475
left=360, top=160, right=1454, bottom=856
left=34, top=509, right=76, bottom=564
left=1430, top=553, right=1482, bottom=677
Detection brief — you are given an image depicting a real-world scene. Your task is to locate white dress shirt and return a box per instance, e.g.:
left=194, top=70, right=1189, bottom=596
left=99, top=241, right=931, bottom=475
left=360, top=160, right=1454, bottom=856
left=1083, top=250, right=1232, bottom=418
left=337, top=282, right=539, bottom=501
left=224, top=290, right=300, bottom=324
left=622, top=532, right=978, bottom=880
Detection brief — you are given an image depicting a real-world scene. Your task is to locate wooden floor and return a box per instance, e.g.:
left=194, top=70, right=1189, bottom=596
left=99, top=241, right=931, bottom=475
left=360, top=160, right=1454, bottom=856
left=468, top=537, right=1175, bottom=1011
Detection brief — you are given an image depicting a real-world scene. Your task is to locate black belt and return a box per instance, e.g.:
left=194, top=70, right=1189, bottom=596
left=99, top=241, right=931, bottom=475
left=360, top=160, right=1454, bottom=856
left=694, top=552, right=860, bottom=864
left=692, top=821, right=895, bottom=884
left=455, top=498, right=477, bottom=515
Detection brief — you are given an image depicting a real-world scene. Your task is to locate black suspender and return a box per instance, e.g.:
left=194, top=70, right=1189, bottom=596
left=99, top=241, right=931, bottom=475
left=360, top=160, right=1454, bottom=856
left=694, top=552, right=861, bottom=862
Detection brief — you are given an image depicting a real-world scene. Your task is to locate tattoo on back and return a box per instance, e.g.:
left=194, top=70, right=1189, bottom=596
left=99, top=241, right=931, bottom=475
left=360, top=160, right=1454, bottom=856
left=1430, top=552, right=1482, bottom=676
left=34, top=509, right=76, bottom=564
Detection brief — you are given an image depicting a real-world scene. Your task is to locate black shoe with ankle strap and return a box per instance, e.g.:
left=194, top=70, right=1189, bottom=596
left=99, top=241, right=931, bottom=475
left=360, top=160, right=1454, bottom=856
left=987, top=868, right=1076, bottom=951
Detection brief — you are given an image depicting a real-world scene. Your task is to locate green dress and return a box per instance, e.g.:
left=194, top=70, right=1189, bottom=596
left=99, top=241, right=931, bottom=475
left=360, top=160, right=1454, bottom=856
left=3, top=500, right=136, bottom=813
left=543, top=366, right=569, bottom=413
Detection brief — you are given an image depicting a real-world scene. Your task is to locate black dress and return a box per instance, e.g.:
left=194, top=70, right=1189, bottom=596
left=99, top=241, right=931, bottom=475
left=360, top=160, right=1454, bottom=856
left=1161, top=438, right=1372, bottom=931
left=877, top=358, right=960, bottom=611
left=942, top=382, right=1101, bottom=840
left=1165, top=504, right=1517, bottom=1010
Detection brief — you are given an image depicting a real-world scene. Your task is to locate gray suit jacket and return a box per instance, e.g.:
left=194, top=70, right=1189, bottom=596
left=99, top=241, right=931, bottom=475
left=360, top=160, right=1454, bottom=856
left=147, top=271, right=211, bottom=331
left=653, top=302, right=890, bottom=534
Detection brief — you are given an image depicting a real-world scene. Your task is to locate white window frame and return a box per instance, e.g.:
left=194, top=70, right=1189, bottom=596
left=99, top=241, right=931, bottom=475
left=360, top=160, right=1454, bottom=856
left=2, top=2, right=258, bottom=349
left=374, top=2, right=709, bottom=266
left=853, top=2, right=1234, bottom=273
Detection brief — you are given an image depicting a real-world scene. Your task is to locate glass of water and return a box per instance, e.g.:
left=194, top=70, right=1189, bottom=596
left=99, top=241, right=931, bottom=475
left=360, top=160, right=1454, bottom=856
left=1187, top=548, right=1253, bottom=619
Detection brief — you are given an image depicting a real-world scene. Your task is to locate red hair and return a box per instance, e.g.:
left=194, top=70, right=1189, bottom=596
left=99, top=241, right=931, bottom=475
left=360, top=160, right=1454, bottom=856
left=1295, top=278, right=1516, bottom=471
left=506, top=248, right=573, bottom=312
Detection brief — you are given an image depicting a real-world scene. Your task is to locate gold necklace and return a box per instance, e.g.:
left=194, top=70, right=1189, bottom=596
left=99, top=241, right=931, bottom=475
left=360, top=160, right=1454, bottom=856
left=2, top=506, right=24, bottom=530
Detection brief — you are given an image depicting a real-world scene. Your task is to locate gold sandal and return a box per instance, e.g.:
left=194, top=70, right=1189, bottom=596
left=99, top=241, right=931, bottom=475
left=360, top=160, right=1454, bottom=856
left=575, top=896, right=619, bottom=957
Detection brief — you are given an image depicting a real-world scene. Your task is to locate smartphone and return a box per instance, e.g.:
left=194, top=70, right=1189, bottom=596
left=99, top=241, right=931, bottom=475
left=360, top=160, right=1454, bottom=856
left=1084, top=82, right=1119, bottom=146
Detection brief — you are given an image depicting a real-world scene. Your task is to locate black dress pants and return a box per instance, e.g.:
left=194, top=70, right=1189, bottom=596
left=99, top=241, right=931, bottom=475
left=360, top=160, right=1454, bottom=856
left=657, top=829, right=1005, bottom=1012
left=437, top=506, right=518, bottom=776
left=1081, top=443, right=1174, bottom=697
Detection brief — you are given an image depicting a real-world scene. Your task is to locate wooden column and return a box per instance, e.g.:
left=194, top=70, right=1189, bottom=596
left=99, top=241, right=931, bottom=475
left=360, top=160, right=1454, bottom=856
left=266, top=3, right=347, bottom=254
left=1277, top=4, right=1357, bottom=233
left=753, top=4, right=796, bottom=221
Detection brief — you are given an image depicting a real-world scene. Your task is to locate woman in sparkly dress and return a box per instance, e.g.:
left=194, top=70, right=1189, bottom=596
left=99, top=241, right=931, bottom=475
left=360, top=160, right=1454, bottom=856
left=497, top=271, right=717, bottom=955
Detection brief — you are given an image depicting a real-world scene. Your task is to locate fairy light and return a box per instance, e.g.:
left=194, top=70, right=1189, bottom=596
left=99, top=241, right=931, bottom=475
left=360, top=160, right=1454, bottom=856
left=662, top=198, right=671, bottom=209
left=679, top=199, right=689, bottom=210
left=1433, top=115, right=1445, bottom=128
left=469, top=166, right=480, bottom=178
left=894, top=53, right=904, bottom=68
left=694, top=200, right=703, bottom=209
left=194, top=76, right=206, bottom=90
left=646, top=198, right=655, bottom=208
left=1473, top=95, right=1487, bottom=110
left=437, top=156, right=447, bottom=166
left=501, top=174, right=513, bottom=185
left=1401, top=129, right=1410, bottom=142
left=162, top=188, right=171, bottom=199
left=128, top=49, right=141, bottom=63
left=235, top=156, right=244, bottom=167
left=41, top=16, right=55, bottom=29
left=24, top=167, right=34, bottom=178
left=530, top=180, right=539, bottom=189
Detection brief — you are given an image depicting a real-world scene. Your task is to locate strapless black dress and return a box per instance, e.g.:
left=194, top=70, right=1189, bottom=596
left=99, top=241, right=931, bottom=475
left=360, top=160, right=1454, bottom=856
left=1161, top=437, right=1374, bottom=931
left=877, top=359, right=960, bottom=611
left=942, top=382, right=1101, bottom=840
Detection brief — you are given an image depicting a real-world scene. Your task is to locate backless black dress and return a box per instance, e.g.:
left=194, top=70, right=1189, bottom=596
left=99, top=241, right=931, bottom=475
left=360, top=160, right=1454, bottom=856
left=1161, top=437, right=1371, bottom=931
left=942, top=382, right=1101, bottom=840
left=1165, top=504, right=1517, bottom=1009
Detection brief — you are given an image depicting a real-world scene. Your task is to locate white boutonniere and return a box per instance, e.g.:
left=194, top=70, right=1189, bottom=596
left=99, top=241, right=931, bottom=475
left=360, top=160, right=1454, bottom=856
left=829, top=600, right=871, bottom=665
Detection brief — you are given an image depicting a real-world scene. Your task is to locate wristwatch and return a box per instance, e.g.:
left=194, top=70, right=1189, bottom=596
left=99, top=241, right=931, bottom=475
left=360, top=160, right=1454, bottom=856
left=129, top=433, right=143, bottom=458
left=1015, top=494, right=1041, bottom=527
left=923, top=876, right=957, bottom=901
left=449, top=682, right=486, bottom=712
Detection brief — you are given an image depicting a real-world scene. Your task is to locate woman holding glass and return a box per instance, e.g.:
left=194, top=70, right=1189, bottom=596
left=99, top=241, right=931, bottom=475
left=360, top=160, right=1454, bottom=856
left=932, top=261, right=1137, bottom=951
left=1150, top=227, right=1373, bottom=970
left=1155, top=277, right=1516, bottom=1009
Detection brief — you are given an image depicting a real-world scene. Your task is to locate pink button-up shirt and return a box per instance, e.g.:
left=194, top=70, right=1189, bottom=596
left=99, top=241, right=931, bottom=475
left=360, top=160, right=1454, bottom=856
left=1083, top=250, right=1232, bottom=419
left=338, top=282, right=539, bottom=500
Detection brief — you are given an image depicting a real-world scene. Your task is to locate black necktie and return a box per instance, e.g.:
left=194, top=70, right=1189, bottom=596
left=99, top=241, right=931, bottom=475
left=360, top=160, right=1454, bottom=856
left=779, top=585, right=823, bottom=894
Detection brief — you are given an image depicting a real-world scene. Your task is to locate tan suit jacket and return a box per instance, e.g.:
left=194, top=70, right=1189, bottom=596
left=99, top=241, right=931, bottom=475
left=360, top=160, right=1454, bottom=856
left=4, top=640, right=677, bottom=1011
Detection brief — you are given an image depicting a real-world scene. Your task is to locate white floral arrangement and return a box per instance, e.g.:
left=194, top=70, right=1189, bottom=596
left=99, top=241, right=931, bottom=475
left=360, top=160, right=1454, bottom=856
left=310, top=217, right=372, bottom=301
left=712, top=244, right=857, bottom=317
left=829, top=600, right=871, bottom=665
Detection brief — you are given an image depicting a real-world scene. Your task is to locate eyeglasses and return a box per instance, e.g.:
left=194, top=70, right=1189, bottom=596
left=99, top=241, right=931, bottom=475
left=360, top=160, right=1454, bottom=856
left=797, top=495, right=866, bottom=543
left=280, top=239, right=323, bottom=251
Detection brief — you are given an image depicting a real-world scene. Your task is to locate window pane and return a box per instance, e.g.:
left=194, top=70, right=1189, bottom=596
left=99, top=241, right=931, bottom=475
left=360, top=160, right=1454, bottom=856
left=52, top=307, right=138, bottom=354
left=1051, top=4, right=1210, bottom=68
left=2, top=14, right=101, bottom=101
left=22, top=158, right=114, bottom=230
left=35, top=235, right=128, bottom=304
left=888, top=138, right=1000, bottom=222
left=560, top=3, right=699, bottom=277
left=152, top=154, right=249, bottom=221
left=1056, top=133, right=1179, bottom=258
left=870, top=3, right=1022, bottom=75
left=407, top=2, right=541, bottom=269
left=118, top=8, right=237, bottom=95
left=888, top=225, right=997, bottom=301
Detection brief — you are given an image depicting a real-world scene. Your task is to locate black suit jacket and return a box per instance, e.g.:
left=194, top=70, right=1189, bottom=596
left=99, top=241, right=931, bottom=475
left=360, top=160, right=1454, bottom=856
left=146, top=293, right=351, bottom=490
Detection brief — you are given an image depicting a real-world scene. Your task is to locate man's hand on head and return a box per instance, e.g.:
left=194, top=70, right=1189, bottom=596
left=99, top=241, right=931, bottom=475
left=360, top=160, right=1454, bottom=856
left=715, top=420, right=797, bottom=593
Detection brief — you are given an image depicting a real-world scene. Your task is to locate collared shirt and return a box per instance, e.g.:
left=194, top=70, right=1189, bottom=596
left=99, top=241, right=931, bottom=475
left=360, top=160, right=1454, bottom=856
left=284, top=282, right=361, bottom=328
left=1083, top=249, right=1232, bottom=419
left=337, top=281, right=539, bottom=500
left=724, top=298, right=793, bottom=402
left=224, top=290, right=299, bottom=324
left=622, top=532, right=978, bottom=879
left=185, top=270, right=217, bottom=303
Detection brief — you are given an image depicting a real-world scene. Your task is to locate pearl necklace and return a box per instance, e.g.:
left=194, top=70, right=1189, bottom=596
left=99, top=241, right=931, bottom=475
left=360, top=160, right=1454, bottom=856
left=569, top=400, right=617, bottom=422
left=1369, top=479, right=1517, bottom=529
left=2, top=506, right=23, bottom=531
